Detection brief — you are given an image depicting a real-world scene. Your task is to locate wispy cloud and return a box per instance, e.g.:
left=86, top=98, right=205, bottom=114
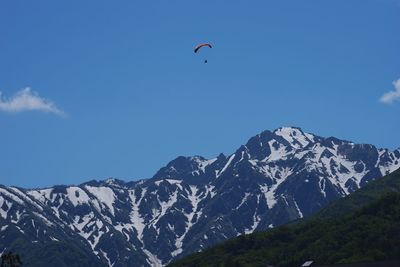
left=380, top=79, right=400, bottom=104
left=0, top=88, right=65, bottom=116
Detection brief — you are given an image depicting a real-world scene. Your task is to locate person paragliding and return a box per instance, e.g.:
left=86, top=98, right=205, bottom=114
left=194, top=43, right=212, bottom=63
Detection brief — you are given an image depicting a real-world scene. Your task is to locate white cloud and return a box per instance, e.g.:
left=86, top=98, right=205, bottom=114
left=0, top=88, right=65, bottom=116
left=380, top=79, right=400, bottom=104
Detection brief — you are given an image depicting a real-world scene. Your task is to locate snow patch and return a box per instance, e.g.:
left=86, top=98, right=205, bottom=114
left=265, top=140, right=288, bottom=161
left=260, top=169, right=292, bottom=209
left=66, top=187, right=90, bottom=207
left=85, top=186, right=116, bottom=216
left=129, top=188, right=147, bottom=240
left=32, top=211, right=55, bottom=227
left=151, top=190, right=178, bottom=227
left=245, top=195, right=261, bottom=234
left=172, top=185, right=204, bottom=257
left=27, top=188, right=54, bottom=203
left=0, top=188, right=25, bottom=205
left=195, top=157, right=218, bottom=173
left=216, top=154, right=235, bottom=178
left=166, top=179, right=182, bottom=185
left=143, top=249, right=162, bottom=267
left=10, top=187, right=44, bottom=212
left=100, top=249, right=113, bottom=267
left=274, top=127, right=310, bottom=148
left=293, top=199, right=303, bottom=218
left=236, top=192, right=250, bottom=210
left=0, top=198, right=11, bottom=219
left=205, top=185, right=216, bottom=199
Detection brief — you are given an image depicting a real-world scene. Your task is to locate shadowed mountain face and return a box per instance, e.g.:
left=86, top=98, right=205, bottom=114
left=1, top=127, right=399, bottom=266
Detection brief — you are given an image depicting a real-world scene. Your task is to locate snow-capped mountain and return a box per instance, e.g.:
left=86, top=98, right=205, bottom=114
left=1, top=127, right=399, bottom=266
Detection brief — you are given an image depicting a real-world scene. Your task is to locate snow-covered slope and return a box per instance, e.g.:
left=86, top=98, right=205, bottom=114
left=1, top=127, right=399, bottom=266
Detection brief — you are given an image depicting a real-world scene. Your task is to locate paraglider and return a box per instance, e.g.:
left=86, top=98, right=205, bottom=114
left=194, top=43, right=212, bottom=53
left=194, top=43, right=212, bottom=63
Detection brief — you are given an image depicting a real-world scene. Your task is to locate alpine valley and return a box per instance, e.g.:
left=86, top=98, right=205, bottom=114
left=1, top=127, right=399, bottom=267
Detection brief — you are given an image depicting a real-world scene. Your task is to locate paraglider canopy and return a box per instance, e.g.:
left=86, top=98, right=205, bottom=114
left=194, top=43, right=212, bottom=53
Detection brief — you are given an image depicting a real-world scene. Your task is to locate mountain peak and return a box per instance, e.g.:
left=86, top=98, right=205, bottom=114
left=272, top=126, right=315, bottom=149
left=274, top=125, right=303, bottom=131
left=273, top=126, right=307, bottom=137
left=104, top=178, right=127, bottom=187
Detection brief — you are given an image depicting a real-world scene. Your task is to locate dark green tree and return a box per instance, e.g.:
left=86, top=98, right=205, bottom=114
left=1, top=252, right=22, bottom=267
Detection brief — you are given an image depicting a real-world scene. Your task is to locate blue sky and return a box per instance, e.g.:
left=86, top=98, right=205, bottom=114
left=0, top=0, right=399, bottom=188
